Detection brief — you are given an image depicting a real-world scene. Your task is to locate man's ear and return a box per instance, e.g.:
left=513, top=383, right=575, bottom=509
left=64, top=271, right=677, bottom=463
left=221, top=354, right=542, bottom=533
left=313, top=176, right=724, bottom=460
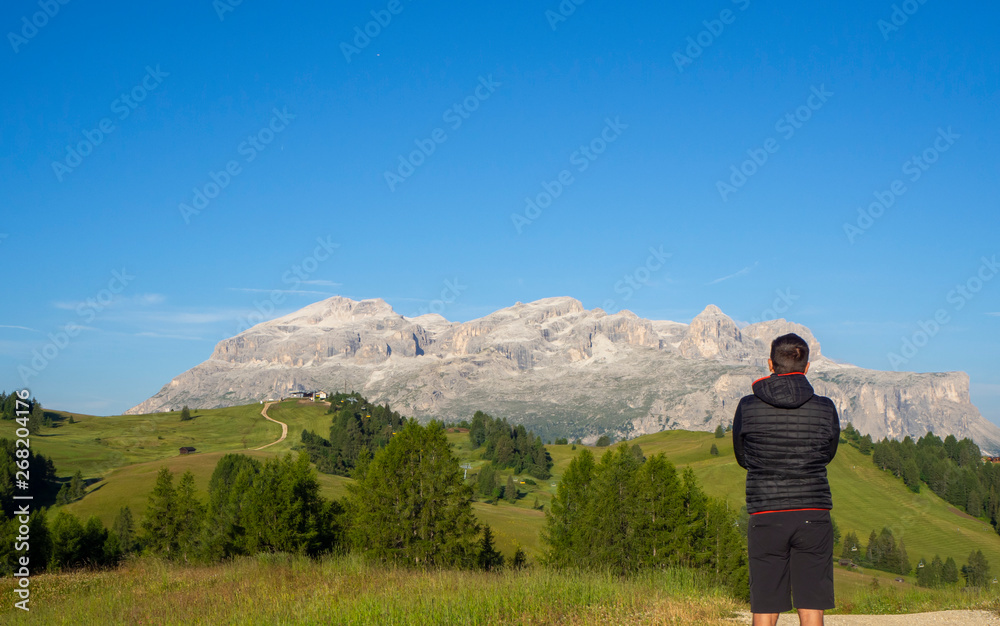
left=804, top=362, right=810, bottom=374
left=767, top=358, right=774, bottom=373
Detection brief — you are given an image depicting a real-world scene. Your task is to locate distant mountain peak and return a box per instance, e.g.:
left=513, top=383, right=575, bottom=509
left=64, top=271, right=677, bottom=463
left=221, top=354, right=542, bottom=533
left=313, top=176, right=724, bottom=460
left=127, top=294, right=1000, bottom=454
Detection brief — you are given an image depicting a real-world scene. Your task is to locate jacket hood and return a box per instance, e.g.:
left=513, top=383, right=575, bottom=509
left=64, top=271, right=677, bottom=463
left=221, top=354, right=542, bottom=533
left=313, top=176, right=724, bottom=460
left=752, top=373, right=815, bottom=409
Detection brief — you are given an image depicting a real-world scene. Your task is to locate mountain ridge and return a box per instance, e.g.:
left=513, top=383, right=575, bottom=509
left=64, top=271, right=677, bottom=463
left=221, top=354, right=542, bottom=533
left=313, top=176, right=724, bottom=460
left=127, top=295, right=1000, bottom=454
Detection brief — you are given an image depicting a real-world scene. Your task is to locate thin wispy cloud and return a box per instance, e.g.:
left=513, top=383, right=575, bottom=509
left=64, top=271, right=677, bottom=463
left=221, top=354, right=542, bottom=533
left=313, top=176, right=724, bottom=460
left=53, top=293, right=167, bottom=310
left=706, top=262, right=758, bottom=285
left=300, top=280, right=340, bottom=287
left=135, top=331, right=203, bottom=341
left=227, top=287, right=336, bottom=296
left=0, top=324, right=39, bottom=332
left=988, top=312, right=1000, bottom=317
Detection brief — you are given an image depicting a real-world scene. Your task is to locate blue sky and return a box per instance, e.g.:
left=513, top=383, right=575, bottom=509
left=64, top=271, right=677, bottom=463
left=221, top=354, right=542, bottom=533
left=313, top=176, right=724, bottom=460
left=1, top=1, right=998, bottom=424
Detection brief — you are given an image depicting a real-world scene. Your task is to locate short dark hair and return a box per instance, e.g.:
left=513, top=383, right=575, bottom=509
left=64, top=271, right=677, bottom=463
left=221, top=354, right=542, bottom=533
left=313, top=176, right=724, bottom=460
left=770, top=333, right=809, bottom=374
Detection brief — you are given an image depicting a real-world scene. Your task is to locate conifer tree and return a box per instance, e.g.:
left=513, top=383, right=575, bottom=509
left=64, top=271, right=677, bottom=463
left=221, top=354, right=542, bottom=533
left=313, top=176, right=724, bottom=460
left=174, top=471, right=205, bottom=561
left=477, top=525, right=504, bottom=571
left=543, top=448, right=595, bottom=567
left=714, top=425, right=725, bottom=438
left=180, top=405, right=192, bottom=421
left=346, top=420, right=479, bottom=567
left=962, top=549, right=991, bottom=588
left=142, top=467, right=177, bottom=557
left=511, top=545, right=527, bottom=570
left=710, top=443, right=719, bottom=456
left=942, top=556, right=959, bottom=584
left=505, top=475, right=517, bottom=503
left=109, top=506, right=138, bottom=557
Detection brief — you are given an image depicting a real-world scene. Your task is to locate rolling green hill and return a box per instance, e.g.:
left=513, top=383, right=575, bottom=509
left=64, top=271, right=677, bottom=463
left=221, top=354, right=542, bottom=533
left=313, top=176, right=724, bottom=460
left=34, top=401, right=1000, bottom=580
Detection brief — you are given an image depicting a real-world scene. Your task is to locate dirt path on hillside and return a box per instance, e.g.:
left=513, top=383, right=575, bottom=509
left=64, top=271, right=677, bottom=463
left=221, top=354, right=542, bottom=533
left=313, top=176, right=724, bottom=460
left=253, top=402, right=287, bottom=450
left=732, top=610, right=998, bottom=625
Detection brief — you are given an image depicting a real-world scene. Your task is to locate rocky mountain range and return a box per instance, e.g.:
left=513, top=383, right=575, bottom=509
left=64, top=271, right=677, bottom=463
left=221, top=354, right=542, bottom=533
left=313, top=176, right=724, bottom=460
left=127, top=296, right=1000, bottom=454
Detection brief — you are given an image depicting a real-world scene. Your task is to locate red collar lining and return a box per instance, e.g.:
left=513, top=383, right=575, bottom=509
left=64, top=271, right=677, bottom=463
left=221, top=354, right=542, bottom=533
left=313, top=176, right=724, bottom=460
left=752, top=372, right=806, bottom=386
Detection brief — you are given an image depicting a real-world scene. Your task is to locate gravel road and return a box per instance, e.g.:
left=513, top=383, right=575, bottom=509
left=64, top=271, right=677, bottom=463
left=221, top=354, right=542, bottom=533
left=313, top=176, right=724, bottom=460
left=731, top=610, right=998, bottom=625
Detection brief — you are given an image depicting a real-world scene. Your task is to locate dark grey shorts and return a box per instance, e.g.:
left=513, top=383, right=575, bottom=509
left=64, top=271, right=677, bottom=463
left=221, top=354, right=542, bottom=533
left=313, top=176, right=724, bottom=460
left=747, top=509, right=835, bottom=613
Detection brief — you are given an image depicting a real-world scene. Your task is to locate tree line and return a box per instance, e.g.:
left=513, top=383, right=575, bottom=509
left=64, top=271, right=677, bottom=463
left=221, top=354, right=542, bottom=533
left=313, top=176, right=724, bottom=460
left=839, top=527, right=991, bottom=588
left=300, top=392, right=406, bottom=476
left=543, top=443, right=748, bottom=598
left=841, top=424, right=1000, bottom=534
left=468, top=410, right=553, bottom=479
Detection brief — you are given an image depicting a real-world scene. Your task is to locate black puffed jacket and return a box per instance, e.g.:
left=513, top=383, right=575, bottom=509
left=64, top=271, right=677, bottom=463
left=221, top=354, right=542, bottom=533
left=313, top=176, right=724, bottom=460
left=733, top=372, right=840, bottom=514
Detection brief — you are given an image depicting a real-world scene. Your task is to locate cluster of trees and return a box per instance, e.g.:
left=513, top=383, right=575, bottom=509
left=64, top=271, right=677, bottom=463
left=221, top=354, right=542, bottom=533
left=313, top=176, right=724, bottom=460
left=55, top=470, right=87, bottom=505
left=841, top=528, right=911, bottom=575
left=842, top=424, right=1000, bottom=534
left=469, top=411, right=552, bottom=479
left=914, top=554, right=961, bottom=588
left=0, top=506, right=137, bottom=575
left=301, top=392, right=406, bottom=476
left=0, top=391, right=52, bottom=433
left=915, top=551, right=993, bottom=589
left=1, top=438, right=59, bottom=513
left=145, top=453, right=341, bottom=561
left=841, top=527, right=993, bottom=588
left=475, top=464, right=522, bottom=503
left=543, top=443, right=748, bottom=597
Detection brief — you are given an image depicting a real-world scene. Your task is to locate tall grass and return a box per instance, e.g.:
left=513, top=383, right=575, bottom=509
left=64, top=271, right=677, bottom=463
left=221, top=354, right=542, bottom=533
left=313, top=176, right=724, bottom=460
left=833, top=575, right=1000, bottom=616
left=0, top=554, right=743, bottom=625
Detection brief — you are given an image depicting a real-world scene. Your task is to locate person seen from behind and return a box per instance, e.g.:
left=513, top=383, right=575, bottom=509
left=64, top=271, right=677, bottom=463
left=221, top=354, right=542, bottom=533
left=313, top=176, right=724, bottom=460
left=733, top=333, right=840, bottom=626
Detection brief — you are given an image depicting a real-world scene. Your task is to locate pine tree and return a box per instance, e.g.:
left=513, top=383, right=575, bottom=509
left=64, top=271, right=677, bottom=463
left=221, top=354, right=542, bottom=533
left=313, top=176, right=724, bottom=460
left=505, top=475, right=517, bottom=503
left=582, top=444, right=644, bottom=573
left=346, top=420, right=479, bottom=567
left=942, top=556, right=959, bottom=584
left=180, top=405, right=192, bottom=421
left=543, top=449, right=595, bottom=567
left=111, top=506, right=138, bottom=556
left=477, top=525, right=504, bottom=571
left=714, top=425, right=725, bottom=438
left=511, top=545, right=527, bottom=570
left=69, top=470, right=86, bottom=500
left=142, top=467, right=177, bottom=557
left=710, top=444, right=719, bottom=456
left=896, top=540, right=911, bottom=575
left=174, top=471, right=205, bottom=561
left=595, top=435, right=611, bottom=447
left=962, top=549, right=991, bottom=588
left=50, top=511, right=86, bottom=569
left=841, top=531, right=860, bottom=560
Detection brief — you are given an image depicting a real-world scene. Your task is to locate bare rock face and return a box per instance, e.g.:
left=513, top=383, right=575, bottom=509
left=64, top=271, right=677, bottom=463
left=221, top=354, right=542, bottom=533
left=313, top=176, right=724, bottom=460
left=127, top=297, right=1000, bottom=454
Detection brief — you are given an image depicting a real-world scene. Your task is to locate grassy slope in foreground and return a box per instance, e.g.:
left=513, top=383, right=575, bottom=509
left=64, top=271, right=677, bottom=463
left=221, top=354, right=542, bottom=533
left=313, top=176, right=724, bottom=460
left=38, top=403, right=1000, bottom=575
left=0, top=555, right=743, bottom=625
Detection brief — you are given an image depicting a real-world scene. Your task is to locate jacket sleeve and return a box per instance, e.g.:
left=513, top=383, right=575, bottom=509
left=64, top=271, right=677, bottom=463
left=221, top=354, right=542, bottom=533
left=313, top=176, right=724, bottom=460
left=825, top=402, right=840, bottom=464
left=733, top=402, right=747, bottom=469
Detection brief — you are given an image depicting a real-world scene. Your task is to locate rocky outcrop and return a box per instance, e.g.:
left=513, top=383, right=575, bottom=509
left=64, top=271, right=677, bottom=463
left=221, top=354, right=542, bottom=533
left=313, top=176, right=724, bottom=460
left=126, top=296, right=1000, bottom=454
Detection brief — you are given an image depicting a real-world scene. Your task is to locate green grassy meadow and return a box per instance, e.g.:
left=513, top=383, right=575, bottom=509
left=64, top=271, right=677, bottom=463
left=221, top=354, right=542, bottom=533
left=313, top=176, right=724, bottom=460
left=28, top=400, right=1000, bottom=607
